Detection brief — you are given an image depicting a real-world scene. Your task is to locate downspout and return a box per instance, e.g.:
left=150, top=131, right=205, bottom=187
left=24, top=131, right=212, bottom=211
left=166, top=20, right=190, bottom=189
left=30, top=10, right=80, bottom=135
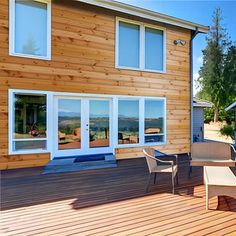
left=190, top=27, right=199, bottom=144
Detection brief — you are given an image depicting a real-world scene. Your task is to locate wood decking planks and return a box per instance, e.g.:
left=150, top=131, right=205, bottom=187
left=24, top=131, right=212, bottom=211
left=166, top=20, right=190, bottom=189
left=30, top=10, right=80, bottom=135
left=1, top=157, right=236, bottom=235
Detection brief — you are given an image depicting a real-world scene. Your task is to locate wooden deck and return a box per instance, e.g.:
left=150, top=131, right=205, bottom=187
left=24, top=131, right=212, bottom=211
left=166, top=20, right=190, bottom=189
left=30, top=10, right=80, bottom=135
left=1, top=156, right=236, bottom=236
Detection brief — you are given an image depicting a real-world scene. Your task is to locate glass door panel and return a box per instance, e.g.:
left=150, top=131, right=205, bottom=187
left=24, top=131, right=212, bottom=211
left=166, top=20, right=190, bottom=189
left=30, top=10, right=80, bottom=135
left=58, top=99, right=81, bottom=150
left=89, top=100, right=110, bottom=148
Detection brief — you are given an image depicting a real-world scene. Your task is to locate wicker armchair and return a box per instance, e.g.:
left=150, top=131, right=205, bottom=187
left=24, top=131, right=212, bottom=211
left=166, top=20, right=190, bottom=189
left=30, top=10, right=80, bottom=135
left=143, top=148, right=178, bottom=194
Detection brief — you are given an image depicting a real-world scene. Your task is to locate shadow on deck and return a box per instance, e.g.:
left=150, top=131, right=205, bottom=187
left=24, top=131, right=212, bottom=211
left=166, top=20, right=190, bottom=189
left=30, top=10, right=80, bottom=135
left=1, top=155, right=236, bottom=235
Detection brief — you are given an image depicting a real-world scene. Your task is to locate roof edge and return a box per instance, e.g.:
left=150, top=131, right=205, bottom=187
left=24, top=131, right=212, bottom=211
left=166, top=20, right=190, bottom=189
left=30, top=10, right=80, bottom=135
left=193, top=97, right=213, bottom=108
left=193, top=103, right=212, bottom=108
left=76, top=0, right=209, bottom=33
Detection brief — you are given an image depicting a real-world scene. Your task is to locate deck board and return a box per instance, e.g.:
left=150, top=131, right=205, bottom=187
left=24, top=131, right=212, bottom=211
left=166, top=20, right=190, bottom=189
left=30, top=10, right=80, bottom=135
left=1, top=156, right=236, bottom=236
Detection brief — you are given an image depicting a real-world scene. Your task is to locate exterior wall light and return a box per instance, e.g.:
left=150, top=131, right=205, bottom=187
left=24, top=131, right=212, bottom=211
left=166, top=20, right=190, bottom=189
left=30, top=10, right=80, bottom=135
left=174, top=39, right=186, bottom=46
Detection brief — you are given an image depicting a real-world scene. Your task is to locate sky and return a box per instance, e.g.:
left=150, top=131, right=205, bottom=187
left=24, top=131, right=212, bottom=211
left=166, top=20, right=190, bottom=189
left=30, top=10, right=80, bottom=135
left=117, top=0, right=236, bottom=95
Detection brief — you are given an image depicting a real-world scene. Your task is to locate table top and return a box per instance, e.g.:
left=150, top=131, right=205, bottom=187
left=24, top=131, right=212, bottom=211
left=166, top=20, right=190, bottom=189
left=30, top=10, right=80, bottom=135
left=204, top=166, right=236, bottom=186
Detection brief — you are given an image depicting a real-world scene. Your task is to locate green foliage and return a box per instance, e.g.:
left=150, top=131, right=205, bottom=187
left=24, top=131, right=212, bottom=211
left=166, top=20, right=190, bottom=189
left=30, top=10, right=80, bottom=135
left=198, top=8, right=236, bottom=121
left=204, top=108, right=214, bottom=123
left=204, top=107, right=234, bottom=124
left=220, top=124, right=234, bottom=140
left=223, top=45, right=236, bottom=101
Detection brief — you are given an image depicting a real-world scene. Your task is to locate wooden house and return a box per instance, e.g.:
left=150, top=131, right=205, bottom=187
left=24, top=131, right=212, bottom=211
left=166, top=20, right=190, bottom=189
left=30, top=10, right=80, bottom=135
left=0, top=0, right=208, bottom=169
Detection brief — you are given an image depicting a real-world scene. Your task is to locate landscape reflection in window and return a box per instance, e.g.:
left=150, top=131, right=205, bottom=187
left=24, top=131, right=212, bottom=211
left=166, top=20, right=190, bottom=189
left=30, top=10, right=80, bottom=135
left=58, top=99, right=81, bottom=150
left=13, top=94, right=47, bottom=151
left=118, top=100, right=139, bottom=144
left=145, top=99, right=164, bottom=143
left=14, top=94, right=47, bottom=139
left=89, top=100, right=110, bottom=148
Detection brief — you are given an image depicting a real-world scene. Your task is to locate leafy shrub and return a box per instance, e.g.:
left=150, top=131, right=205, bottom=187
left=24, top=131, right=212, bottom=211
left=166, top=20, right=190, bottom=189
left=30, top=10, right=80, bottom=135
left=220, top=124, right=235, bottom=140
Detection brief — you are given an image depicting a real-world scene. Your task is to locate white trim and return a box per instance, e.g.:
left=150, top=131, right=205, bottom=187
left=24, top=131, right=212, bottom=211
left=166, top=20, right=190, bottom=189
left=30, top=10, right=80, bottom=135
left=8, top=89, right=167, bottom=157
left=144, top=97, right=166, bottom=144
left=8, top=89, right=50, bottom=155
left=9, top=0, right=51, bottom=60
left=12, top=138, right=47, bottom=141
left=193, top=103, right=212, bottom=108
left=76, top=0, right=209, bottom=33
left=116, top=17, right=166, bottom=73
left=53, top=96, right=114, bottom=157
left=139, top=98, right=145, bottom=146
left=116, top=96, right=166, bottom=148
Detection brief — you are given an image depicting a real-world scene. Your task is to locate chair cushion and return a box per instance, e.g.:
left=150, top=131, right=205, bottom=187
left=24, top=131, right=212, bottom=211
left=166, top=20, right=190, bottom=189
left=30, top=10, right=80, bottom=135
left=153, top=165, right=177, bottom=176
left=191, top=158, right=235, bottom=167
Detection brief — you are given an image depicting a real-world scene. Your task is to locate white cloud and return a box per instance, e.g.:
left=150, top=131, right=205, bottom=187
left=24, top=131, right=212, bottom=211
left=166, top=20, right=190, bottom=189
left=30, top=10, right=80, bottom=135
left=197, top=56, right=203, bottom=65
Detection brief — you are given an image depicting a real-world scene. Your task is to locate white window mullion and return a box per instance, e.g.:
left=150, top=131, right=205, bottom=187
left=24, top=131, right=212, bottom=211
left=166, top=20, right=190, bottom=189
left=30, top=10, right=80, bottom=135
left=81, top=99, right=89, bottom=152
left=140, top=25, right=145, bottom=70
left=8, top=90, right=14, bottom=154
left=113, top=97, right=118, bottom=147
left=139, top=98, right=145, bottom=145
left=47, top=92, right=53, bottom=159
left=115, top=19, right=119, bottom=68
left=164, top=98, right=167, bottom=143
left=47, top=0, right=52, bottom=60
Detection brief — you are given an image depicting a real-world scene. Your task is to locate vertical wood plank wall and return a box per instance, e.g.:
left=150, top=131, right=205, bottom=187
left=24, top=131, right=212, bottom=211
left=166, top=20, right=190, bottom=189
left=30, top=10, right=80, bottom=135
left=0, top=0, right=191, bottom=169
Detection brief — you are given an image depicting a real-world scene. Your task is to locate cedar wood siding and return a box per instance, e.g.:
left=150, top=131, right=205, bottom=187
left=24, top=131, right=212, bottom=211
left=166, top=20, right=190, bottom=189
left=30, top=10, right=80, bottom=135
left=0, top=0, right=191, bottom=169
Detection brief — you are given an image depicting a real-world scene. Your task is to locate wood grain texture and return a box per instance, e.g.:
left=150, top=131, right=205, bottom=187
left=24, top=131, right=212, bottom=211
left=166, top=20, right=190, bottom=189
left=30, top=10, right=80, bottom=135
left=0, top=0, right=191, bottom=169
left=1, top=157, right=236, bottom=235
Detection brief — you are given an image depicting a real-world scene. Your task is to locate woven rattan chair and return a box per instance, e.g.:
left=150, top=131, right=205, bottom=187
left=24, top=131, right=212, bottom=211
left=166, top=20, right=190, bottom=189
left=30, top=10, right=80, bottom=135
left=143, top=148, right=178, bottom=194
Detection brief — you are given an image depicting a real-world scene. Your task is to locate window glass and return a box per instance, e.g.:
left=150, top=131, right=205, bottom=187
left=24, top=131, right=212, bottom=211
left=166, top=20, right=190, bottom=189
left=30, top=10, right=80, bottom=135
left=13, top=140, right=46, bottom=151
left=14, top=94, right=47, bottom=139
left=89, top=100, right=110, bottom=148
left=118, top=21, right=140, bottom=68
left=15, top=0, right=48, bottom=57
left=13, top=93, right=47, bottom=151
left=58, top=99, right=81, bottom=150
left=144, top=99, right=165, bottom=143
left=145, top=27, right=163, bottom=71
left=118, top=100, right=139, bottom=144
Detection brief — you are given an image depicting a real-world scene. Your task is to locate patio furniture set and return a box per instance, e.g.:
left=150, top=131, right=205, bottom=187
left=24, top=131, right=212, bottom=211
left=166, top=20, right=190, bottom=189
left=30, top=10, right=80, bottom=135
left=143, top=142, right=236, bottom=210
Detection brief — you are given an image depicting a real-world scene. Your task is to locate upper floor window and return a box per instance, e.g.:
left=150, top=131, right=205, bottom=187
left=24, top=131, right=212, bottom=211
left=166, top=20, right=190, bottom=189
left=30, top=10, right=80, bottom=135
left=9, top=0, right=51, bottom=60
left=116, top=18, right=166, bottom=73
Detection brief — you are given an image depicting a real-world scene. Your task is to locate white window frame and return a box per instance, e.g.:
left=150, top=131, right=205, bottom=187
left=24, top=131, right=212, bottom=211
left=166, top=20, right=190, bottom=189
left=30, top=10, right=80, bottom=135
left=9, top=89, right=166, bottom=155
left=116, top=97, right=166, bottom=148
left=144, top=98, right=166, bottom=144
left=9, top=0, right=51, bottom=60
left=9, top=89, right=51, bottom=155
left=116, top=17, right=166, bottom=73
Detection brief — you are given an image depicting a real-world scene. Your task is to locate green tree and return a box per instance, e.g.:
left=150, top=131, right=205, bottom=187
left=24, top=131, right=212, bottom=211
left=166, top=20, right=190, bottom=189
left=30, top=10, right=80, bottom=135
left=223, top=45, right=236, bottom=104
left=198, top=8, right=231, bottom=122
